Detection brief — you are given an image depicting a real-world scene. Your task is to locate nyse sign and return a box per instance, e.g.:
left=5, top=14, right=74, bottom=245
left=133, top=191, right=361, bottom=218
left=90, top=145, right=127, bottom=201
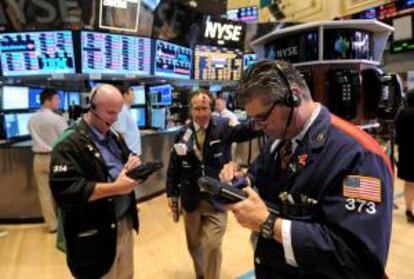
left=276, top=46, right=299, bottom=59
left=202, top=19, right=245, bottom=48
left=0, top=0, right=82, bottom=28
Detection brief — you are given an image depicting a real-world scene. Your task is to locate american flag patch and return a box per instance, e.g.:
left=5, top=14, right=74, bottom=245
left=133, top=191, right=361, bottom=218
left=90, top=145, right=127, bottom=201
left=343, top=175, right=382, bottom=203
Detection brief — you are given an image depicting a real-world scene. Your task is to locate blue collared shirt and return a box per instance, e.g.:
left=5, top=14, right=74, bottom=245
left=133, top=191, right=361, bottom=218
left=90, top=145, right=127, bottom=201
left=89, top=126, right=131, bottom=220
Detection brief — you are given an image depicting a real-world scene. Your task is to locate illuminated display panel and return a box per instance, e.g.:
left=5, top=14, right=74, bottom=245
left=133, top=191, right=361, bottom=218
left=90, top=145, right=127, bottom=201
left=194, top=45, right=243, bottom=81
left=2, top=86, right=29, bottom=110
left=151, top=108, right=166, bottom=130
left=148, top=84, right=172, bottom=106
left=3, top=112, right=33, bottom=139
left=0, top=31, right=75, bottom=76
left=324, top=30, right=373, bottom=60
left=227, top=6, right=258, bottom=23
left=243, top=53, right=256, bottom=70
left=81, top=31, right=151, bottom=75
left=154, top=40, right=192, bottom=79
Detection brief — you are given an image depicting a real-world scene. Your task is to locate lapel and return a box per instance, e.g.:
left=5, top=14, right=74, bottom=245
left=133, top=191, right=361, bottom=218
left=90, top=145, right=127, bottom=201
left=77, top=119, right=111, bottom=177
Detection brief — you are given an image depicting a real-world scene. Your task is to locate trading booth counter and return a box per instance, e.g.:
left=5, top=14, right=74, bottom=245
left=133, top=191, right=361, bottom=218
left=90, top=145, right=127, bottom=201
left=0, top=127, right=260, bottom=222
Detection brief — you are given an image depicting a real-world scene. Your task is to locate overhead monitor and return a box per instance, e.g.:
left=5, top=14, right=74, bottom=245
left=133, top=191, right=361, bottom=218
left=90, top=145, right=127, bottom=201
left=265, top=31, right=318, bottom=63
left=324, top=30, right=373, bottom=60
left=148, top=84, right=173, bottom=106
left=0, top=31, right=76, bottom=76
left=130, top=85, right=146, bottom=105
left=194, top=45, right=243, bottom=80
left=3, top=112, right=33, bottom=139
left=227, top=6, right=258, bottom=23
left=130, top=107, right=146, bottom=128
left=154, top=40, right=192, bottom=79
left=151, top=107, right=166, bottom=130
left=1, top=86, right=29, bottom=110
left=81, top=31, right=151, bottom=76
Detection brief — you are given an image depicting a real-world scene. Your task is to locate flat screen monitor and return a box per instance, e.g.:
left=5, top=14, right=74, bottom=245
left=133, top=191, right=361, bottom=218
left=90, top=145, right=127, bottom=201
left=3, top=112, right=33, bottom=139
left=243, top=53, right=256, bottom=70
left=81, top=31, right=151, bottom=75
left=0, top=31, right=76, bottom=76
left=227, top=6, right=258, bottom=23
left=264, top=31, right=318, bottom=63
left=28, top=87, right=66, bottom=110
left=2, top=86, right=29, bottom=110
left=151, top=107, right=166, bottom=130
left=194, top=45, right=243, bottom=80
left=154, top=40, right=192, bottom=79
left=148, top=84, right=172, bottom=106
left=130, top=107, right=146, bottom=128
left=64, top=91, right=81, bottom=110
left=324, top=30, right=373, bottom=60
left=131, top=85, right=146, bottom=105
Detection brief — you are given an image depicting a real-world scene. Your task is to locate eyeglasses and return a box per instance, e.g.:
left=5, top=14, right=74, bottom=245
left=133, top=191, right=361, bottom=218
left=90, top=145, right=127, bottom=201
left=251, top=101, right=280, bottom=126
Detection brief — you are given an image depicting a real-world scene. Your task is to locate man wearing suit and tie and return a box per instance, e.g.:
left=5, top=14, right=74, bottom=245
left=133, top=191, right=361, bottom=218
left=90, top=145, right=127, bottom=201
left=166, top=88, right=260, bottom=279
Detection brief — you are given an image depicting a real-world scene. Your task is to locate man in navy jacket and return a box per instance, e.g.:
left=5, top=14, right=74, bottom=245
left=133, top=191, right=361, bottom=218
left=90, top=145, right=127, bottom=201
left=166, top=88, right=260, bottom=279
left=220, top=60, right=393, bottom=278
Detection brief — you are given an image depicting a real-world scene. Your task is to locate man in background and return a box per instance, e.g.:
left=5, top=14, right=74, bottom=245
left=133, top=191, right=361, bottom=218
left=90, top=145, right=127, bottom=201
left=166, top=89, right=260, bottom=279
left=214, top=95, right=239, bottom=124
left=28, top=88, right=68, bottom=233
left=113, top=86, right=142, bottom=155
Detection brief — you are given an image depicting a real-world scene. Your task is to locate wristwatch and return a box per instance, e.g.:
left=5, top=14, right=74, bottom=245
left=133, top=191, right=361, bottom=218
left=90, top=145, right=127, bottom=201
left=260, top=212, right=278, bottom=239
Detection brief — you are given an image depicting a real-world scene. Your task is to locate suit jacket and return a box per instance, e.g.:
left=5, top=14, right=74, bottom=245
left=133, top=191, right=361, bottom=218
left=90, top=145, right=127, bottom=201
left=166, top=116, right=260, bottom=212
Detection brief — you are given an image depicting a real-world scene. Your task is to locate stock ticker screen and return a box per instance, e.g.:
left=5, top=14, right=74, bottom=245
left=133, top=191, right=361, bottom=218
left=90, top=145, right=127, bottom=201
left=154, top=40, right=192, bottom=79
left=0, top=31, right=76, bottom=76
left=194, top=45, right=243, bottom=81
left=81, top=31, right=151, bottom=76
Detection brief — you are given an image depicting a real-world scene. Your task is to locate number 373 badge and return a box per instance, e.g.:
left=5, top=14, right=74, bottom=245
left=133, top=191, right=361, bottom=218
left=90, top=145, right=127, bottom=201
left=343, top=175, right=382, bottom=215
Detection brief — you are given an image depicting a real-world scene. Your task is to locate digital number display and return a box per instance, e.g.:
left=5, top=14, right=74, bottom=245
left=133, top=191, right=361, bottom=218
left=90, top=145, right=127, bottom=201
left=154, top=40, right=192, bottom=79
left=81, top=31, right=151, bottom=75
left=194, top=45, right=243, bottom=81
left=0, top=31, right=75, bottom=76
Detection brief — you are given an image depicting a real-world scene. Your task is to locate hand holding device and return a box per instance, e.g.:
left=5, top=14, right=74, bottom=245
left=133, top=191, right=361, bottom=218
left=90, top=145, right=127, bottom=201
left=126, top=161, right=164, bottom=181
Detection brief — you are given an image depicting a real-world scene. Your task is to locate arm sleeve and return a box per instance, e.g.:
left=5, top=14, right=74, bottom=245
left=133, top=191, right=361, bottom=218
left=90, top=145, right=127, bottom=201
left=289, top=150, right=393, bottom=278
left=166, top=133, right=183, bottom=197
left=225, top=120, right=261, bottom=143
left=49, top=143, right=97, bottom=211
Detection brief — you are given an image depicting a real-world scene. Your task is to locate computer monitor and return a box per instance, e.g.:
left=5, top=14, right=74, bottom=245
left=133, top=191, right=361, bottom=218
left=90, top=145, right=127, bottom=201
left=194, top=45, right=243, bottom=80
left=2, top=86, right=29, bottom=110
left=28, top=87, right=66, bottom=110
left=131, top=86, right=146, bottom=105
left=130, top=107, right=146, bottom=128
left=81, top=31, right=151, bottom=76
left=3, top=112, right=33, bottom=139
left=64, top=91, right=81, bottom=111
left=148, top=84, right=172, bottom=106
left=153, top=40, right=192, bottom=79
left=151, top=107, right=166, bottom=130
left=0, top=30, right=76, bottom=76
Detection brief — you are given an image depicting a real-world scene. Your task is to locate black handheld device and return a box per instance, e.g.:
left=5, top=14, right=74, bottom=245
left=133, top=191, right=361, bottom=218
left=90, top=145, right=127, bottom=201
left=126, top=161, right=164, bottom=181
left=197, top=176, right=280, bottom=215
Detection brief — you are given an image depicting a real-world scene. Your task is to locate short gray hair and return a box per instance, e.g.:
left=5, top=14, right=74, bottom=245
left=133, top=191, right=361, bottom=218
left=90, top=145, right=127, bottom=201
left=236, top=60, right=311, bottom=106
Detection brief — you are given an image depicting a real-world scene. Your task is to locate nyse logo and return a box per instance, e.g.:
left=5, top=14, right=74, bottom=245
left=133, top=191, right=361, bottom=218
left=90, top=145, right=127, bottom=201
left=276, top=46, right=299, bottom=58
left=204, top=21, right=243, bottom=45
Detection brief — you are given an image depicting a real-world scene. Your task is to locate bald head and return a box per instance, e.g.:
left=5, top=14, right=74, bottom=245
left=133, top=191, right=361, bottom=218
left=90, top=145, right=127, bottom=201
left=93, top=84, right=123, bottom=108
left=89, top=84, right=124, bottom=133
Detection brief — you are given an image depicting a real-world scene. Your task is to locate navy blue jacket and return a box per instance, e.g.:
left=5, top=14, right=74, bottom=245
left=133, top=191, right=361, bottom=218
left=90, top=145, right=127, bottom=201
left=250, top=106, right=393, bottom=278
left=166, top=116, right=260, bottom=212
